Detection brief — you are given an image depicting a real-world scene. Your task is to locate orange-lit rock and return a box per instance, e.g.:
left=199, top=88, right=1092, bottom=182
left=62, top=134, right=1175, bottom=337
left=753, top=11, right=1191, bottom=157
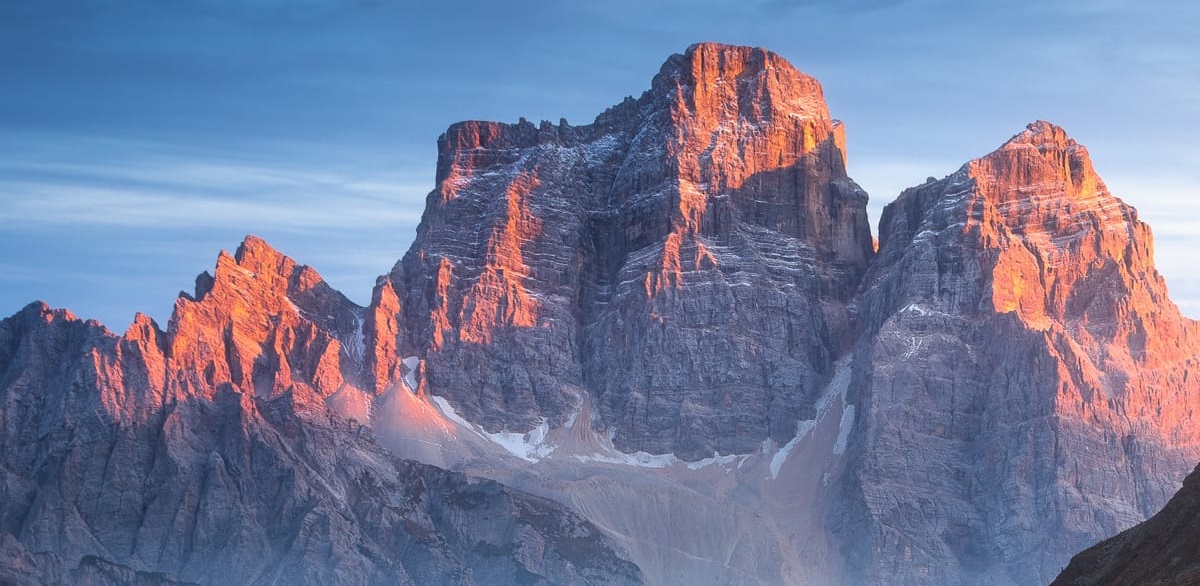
left=387, top=43, right=873, bottom=456
left=162, top=236, right=364, bottom=404
left=0, top=245, right=643, bottom=586
left=845, top=121, right=1200, bottom=585
left=459, top=171, right=542, bottom=343
left=364, top=276, right=403, bottom=392
left=6, top=44, right=1200, bottom=586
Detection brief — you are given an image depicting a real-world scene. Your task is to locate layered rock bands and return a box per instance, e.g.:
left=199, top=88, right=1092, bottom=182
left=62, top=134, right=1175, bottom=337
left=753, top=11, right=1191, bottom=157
left=3, top=43, right=1199, bottom=586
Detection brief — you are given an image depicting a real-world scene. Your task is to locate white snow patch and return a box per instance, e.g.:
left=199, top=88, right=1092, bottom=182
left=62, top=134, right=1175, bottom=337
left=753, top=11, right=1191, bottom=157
left=833, top=405, right=855, bottom=455
left=686, top=451, right=749, bottom=471
left=428, top=395, right=555, bottom=463
left=577, top=451, right=680, bottom=469
left=770, top=356, right=853, bottom=479
left=345, top=310, right=366, bottom=362
left=429, top=395, right=472, bottom=428
left=574, top=449, right=749, bottom=470
left=771, top=418, right=814, bottom=479
left=573, top=442, right=747, bottom=471
left=903, top=336, right=924, bottom=359
left=401, top=356, right=419, bottom=392
left=484, top=421, right=555, bottom=463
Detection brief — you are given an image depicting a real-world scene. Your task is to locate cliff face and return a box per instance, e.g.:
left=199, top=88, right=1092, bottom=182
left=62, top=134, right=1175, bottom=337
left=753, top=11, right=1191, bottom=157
left=838, top=122, right=1200, bottom=585
left=3, top=43, right=1200, bottom=586
left=1051, top=463, right=1200, bottom=586
left=389, top=42, right=873, bottom=459
left=0, top=247, right=644, bottom=585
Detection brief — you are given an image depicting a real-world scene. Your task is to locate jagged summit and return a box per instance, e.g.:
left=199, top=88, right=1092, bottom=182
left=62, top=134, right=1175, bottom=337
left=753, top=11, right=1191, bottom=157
left=5, top=45, right=1200, bottom=586
left=969, top=120, right=1107, bottom=211
left=1000, top=119, right=1077, bottom=147
left=390, top=42, right=872, bottom=459
left=846, top=119, right=1200, bottom=585
left=657, top=42, right=832, bottom=122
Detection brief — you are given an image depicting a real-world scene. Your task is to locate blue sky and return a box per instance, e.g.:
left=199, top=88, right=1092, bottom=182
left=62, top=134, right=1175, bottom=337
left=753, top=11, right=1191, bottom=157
left=2, top=0, right=1198, bottom=328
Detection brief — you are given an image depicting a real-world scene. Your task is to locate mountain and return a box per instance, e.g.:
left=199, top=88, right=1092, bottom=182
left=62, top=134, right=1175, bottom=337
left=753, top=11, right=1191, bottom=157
left=386, top=42, right=872, bottom=459
left=836, top=121, right=1200, bottom=584
left=1051, top=463, right=1200, bottom=586
left=2, top=42, right=1199, bottom=586
left=0, top=243, right=644, bottom=585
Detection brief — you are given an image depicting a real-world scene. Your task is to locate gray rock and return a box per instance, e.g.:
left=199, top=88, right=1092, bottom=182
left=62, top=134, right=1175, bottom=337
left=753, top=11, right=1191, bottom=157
left=1051, top=463, right=1200, bottom=586
left=0, top=257, right=644, bottom=586
left=388, top=42, right=873, bottom=459
left=834, top=122, right=1200, bottom=585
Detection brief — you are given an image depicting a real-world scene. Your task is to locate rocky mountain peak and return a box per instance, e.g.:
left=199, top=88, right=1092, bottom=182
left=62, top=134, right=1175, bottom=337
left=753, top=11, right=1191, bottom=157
left=847, top=119, right=1200, bottom=585
left=659, top=42, right=831, bottom=123
left=1000, top=119, right=1076, bottom=148
left=7, top=45, right=1200, bottom=586
left=387, top=43, right=873, bottom=458
left=969, top=120, right=1104, bottom=210
left=156, top=235, right=365, bottom=406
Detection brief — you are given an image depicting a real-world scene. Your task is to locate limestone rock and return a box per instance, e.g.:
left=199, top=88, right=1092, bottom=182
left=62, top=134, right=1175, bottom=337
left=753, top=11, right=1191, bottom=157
left=1051, top=463, right=1200, bottom=586
left=5, top=43, right=1200, bottom=586
left=0, top=253, right=644, bottom=586
left=836, top=121, right=1200, bottom=585
left=388, top=42, right=874, bottom=459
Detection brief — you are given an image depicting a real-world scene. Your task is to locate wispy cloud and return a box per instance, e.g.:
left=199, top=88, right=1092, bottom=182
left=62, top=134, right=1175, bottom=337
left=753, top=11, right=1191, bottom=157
left=0, top=138, right=428, bottom=233
left=0, top=133, right=430, bottom=325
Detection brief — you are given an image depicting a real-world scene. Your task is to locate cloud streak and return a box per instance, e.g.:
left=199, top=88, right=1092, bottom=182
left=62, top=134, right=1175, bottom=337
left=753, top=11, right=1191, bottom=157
left=0, top=139, right=428, bottom=233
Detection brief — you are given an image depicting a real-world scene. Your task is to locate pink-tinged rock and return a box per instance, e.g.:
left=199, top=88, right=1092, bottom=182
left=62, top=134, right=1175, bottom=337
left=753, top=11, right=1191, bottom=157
left=387, top=42, right=874, bottom=458
left=839, top=121, right=1200, bottom=585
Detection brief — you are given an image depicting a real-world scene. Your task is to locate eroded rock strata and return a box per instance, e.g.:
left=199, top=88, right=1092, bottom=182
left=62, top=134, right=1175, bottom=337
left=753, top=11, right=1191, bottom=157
left=0, top=247, right=644, bottom=586
left=836, top=121, right=1200, bottom=585
left=2, top=43, right=1199, bottom=586
left=389, top=43, right=873, bottom=459
left=1051, top=463, right=1200, bottom=586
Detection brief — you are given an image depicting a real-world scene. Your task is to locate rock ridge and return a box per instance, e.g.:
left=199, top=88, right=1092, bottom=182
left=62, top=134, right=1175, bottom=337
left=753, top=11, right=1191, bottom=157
left=3, top=43, right=1200, bottom=586
left=389, top=41, right=873, bottom=459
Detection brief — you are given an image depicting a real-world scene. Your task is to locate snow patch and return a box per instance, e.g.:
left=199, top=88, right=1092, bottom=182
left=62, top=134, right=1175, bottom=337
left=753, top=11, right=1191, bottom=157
left=833, top=405, right=855, bottom=455
left=770, top=356, right=853, bottom=479
left=687, top=451, right=750, bottom=471
left=401, top=356, right=419, bottom=393
left=484, top=422, right=555, bottom=463
left=578, top=451, right=680, bottom=469
left=428, top=395, right=555, bottom=463
left=573, top=449, right=748, bottom=471
left=345, top=310, right=366, bottom=362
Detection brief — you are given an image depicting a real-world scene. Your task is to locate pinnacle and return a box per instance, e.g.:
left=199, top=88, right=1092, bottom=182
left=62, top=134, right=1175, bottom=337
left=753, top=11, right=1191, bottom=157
left=682, top=42, right=775, bottom=62
left=235, top=234, right=284, bottom=264
left=998, top=120, right=1078, bottom=151
left=656, top=42, right=829, bottom=124
left=674, top=41, right=814, bottom=85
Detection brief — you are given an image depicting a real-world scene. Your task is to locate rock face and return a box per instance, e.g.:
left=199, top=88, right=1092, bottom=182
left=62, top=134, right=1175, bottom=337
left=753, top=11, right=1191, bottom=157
left=0, top=246, right=644, bottom=585
left=836, top=121, right=1200, bottom=585
left=1051, top=463, right=1200, bottom=586
left=3, top=43, right=1200, bottom=586
left=388, top=42, right=873, bottom=459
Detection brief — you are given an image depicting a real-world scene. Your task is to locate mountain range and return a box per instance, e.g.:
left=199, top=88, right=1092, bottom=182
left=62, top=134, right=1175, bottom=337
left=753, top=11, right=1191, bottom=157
left=2, top=42, right=1197, bottom=586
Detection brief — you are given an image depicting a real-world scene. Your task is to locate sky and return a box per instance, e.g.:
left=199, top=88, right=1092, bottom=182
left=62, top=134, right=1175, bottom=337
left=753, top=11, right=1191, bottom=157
left=2, top=0, right=1198, bottom=329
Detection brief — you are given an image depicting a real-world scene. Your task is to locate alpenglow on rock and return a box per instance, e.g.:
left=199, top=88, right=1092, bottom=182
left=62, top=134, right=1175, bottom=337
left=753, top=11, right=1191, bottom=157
left=835, top=121, right=1200, bottom=585
left=3, top=43, right=1200, bottom=586
left=385, top=42, right=874, bottom=459
left=0, top=244, right=645, bottom=586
